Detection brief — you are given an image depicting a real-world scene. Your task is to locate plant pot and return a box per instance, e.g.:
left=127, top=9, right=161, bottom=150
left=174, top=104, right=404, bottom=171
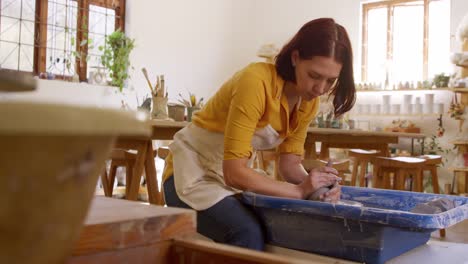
left=151, top=96, right=168, bottom=119
left=168, top=104, right=186, bottom=121
left=0, top=102, right=150, bottom=264
left=187, top=106, right=201, bottom=122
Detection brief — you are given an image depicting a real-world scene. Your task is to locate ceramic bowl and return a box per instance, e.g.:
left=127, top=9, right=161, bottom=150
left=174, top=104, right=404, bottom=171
left=0, top=102, right=150, bottom=264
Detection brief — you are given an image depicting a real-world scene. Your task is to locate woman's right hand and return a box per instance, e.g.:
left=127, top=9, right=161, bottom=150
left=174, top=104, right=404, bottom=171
left=298, top=166, right=340, bottom=199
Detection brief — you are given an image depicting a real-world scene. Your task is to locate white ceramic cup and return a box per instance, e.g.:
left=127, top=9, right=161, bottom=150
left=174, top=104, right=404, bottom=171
left=436, top=103, right=444, bottom=115
left=403, top=94, right=413, bottom=105
left=356, top=104, right=363, bottom=114
left=382, top=95, right=391, bottom=105
left=413, top=103, right=422, bottom=114
left=423, top=104, right=434, bottom=114
left=391, top=104, right=401, bottom=115
left=382, top=104, right=390, bottom=115
left=371, top=104, right=381, bottom=115
left=403, top=104, right=412, bottom=115
left=363, top=104, right=371, bottom=114
left=425, top=93, right=434, bottom=105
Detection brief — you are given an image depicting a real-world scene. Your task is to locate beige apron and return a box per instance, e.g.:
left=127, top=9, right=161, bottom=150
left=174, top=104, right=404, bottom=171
left=170, top=123, right=284, bottom=210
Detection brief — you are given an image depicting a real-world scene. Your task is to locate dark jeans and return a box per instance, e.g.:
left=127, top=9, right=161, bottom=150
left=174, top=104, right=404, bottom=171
left=163, top=176, right=265, bottom=251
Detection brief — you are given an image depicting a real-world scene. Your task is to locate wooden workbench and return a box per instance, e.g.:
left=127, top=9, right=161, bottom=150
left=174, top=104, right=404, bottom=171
left=305, top=127, right=426, bottom=159
left=66, top=197, right=308, bottom=264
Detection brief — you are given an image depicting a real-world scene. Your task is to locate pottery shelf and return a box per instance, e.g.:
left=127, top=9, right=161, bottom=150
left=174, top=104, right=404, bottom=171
left=350, top=114, right=440, bottom=118
left=449, top=88, right=468, bottom=93
left=451, top=141, right=468, bottom=145
left=357, top=88, right=450, bottom=93
left=450, top=167, right=468, bottom=173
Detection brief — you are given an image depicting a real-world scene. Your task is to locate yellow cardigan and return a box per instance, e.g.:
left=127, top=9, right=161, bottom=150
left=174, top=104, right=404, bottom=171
left=162, top=62, right=319, bottom=183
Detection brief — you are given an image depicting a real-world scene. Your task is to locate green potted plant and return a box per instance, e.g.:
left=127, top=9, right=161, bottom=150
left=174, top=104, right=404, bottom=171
left=99, top=29, right=135, bottom=91
left=432, top=73, right=450, bottom=88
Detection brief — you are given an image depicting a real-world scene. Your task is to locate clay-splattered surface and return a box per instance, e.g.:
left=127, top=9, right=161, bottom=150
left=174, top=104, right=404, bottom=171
left=242, top=187, right=468, bottom=263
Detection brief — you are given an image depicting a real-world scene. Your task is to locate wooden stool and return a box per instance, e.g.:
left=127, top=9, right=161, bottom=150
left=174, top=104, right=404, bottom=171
left=372, top=156, right=426, bottom=191
left=100, top=149, right=133, bottom=197
left=157, top=147, right=170, bottom=205
left=348, top=149, right=381, bottom=187
left=417, top=155, right=445, bottom=237
left=415, top=155, right=442, bottom=194
left=302, top=159, right=351, bottom=184
left=102, top=149, right=158, bottom=201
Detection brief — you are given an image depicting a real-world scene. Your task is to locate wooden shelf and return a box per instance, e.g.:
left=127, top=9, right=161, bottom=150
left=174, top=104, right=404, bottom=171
left=357, top=88, right=450, bottom=92
left=449, top=88, right=468, bottom=93
left=350, top=113, right=440, bottom=117
left=451, top=141, right=468, bottom=145
left=450, top=167, right=468, bottom=172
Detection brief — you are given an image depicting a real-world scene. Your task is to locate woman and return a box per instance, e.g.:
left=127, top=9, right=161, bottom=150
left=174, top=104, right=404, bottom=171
left=162, top=18, right=356, bottom=251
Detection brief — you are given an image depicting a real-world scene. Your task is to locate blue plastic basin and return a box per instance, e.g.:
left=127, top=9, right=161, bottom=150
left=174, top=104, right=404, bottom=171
left=241, top=187, right=468, bottom=264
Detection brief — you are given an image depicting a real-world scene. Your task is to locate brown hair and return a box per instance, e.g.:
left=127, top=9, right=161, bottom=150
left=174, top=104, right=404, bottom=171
left=275, top=18, right=356, bottom=117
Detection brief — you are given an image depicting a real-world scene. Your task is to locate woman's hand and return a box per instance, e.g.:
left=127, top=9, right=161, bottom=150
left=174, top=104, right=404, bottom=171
left=320, top=183, right=341, bottom=203
left=298, top=166, right=340, bottom=199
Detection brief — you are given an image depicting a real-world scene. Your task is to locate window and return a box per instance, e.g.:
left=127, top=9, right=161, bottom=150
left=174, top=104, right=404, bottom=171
left=0, top=0, right=36, bottom=72
left=0, top=0, right=125, bottom=81
left=361, top=0, right=451, bottom=85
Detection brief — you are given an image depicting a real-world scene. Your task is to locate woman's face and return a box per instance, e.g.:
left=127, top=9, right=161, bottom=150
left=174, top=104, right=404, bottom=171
left=291, top=51, right=342, bottom=101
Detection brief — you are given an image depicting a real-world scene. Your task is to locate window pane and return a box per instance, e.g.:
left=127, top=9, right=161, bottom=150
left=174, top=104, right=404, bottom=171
left=106, top=12, right=115, bottom=33
left=1, top=0, right=21, bottom=18
left=19, top=44, right=34, bottom=71
left=46, top=0, right=78, bottom=76
left=0, top=0, right=35, bottom=71
left=88, top=32, right=104, bottom=57
left=87, top=4, right=115, bottom=77
left=366, top=7, right=388, bottom=83
left=0, top=17, right=20, bottom=42
left=22, top=0, right=36, bottom=21
left=392, top=3, right=424, bottom=83
left=89, top=5, right=107, bottom=34
left=0, top=41, right=19, bottom=70
left=20, top=20, right=35, bottom=45
left=428, top=0, right=451, bottom=78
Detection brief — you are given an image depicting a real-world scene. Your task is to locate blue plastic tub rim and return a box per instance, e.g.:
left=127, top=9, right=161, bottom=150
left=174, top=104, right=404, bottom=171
left=241, top=186, right=468, bottom=230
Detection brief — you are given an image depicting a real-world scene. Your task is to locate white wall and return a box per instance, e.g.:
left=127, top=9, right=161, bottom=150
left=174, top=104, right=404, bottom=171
left=247, top=0, right=361, bottom=73
left=125, top=0, right=255, bottom=107
left=125, top=0, right=362, bottom=107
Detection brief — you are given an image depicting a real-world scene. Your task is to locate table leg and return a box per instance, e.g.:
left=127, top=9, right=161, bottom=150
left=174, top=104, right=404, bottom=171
left=127, top=142, right=148, bottom=201
left=380, top=145, right=390, bottom=157
left=421, top=138, right=425, bottom=155
left=319, top=143, right=330, bottom=160
left=100, top=165, right=111, bottom=197
left=304, top=140, right=317, bottom=160
left=144, top=141, right=163, bottom=205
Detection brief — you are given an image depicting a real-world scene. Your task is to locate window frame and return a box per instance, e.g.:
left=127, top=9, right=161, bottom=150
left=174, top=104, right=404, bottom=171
left=361, top=0, right=437, bottom=83
left=1, top=0, right=125, bottom=81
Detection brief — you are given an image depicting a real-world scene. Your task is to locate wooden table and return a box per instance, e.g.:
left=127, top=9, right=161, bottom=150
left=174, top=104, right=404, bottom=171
left=67, top=196, right=195, bottom=263
left=103, top=123, right=426, bottom=204
left=66, top=197, right=307, bottom=264
left=101, top=120, right=188, bottom=205
left=305, top=128, right=426, bottom=159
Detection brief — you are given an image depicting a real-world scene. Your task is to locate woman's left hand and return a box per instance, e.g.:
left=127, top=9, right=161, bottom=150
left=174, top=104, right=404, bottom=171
left=320, top=183, right=341, bottom=203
